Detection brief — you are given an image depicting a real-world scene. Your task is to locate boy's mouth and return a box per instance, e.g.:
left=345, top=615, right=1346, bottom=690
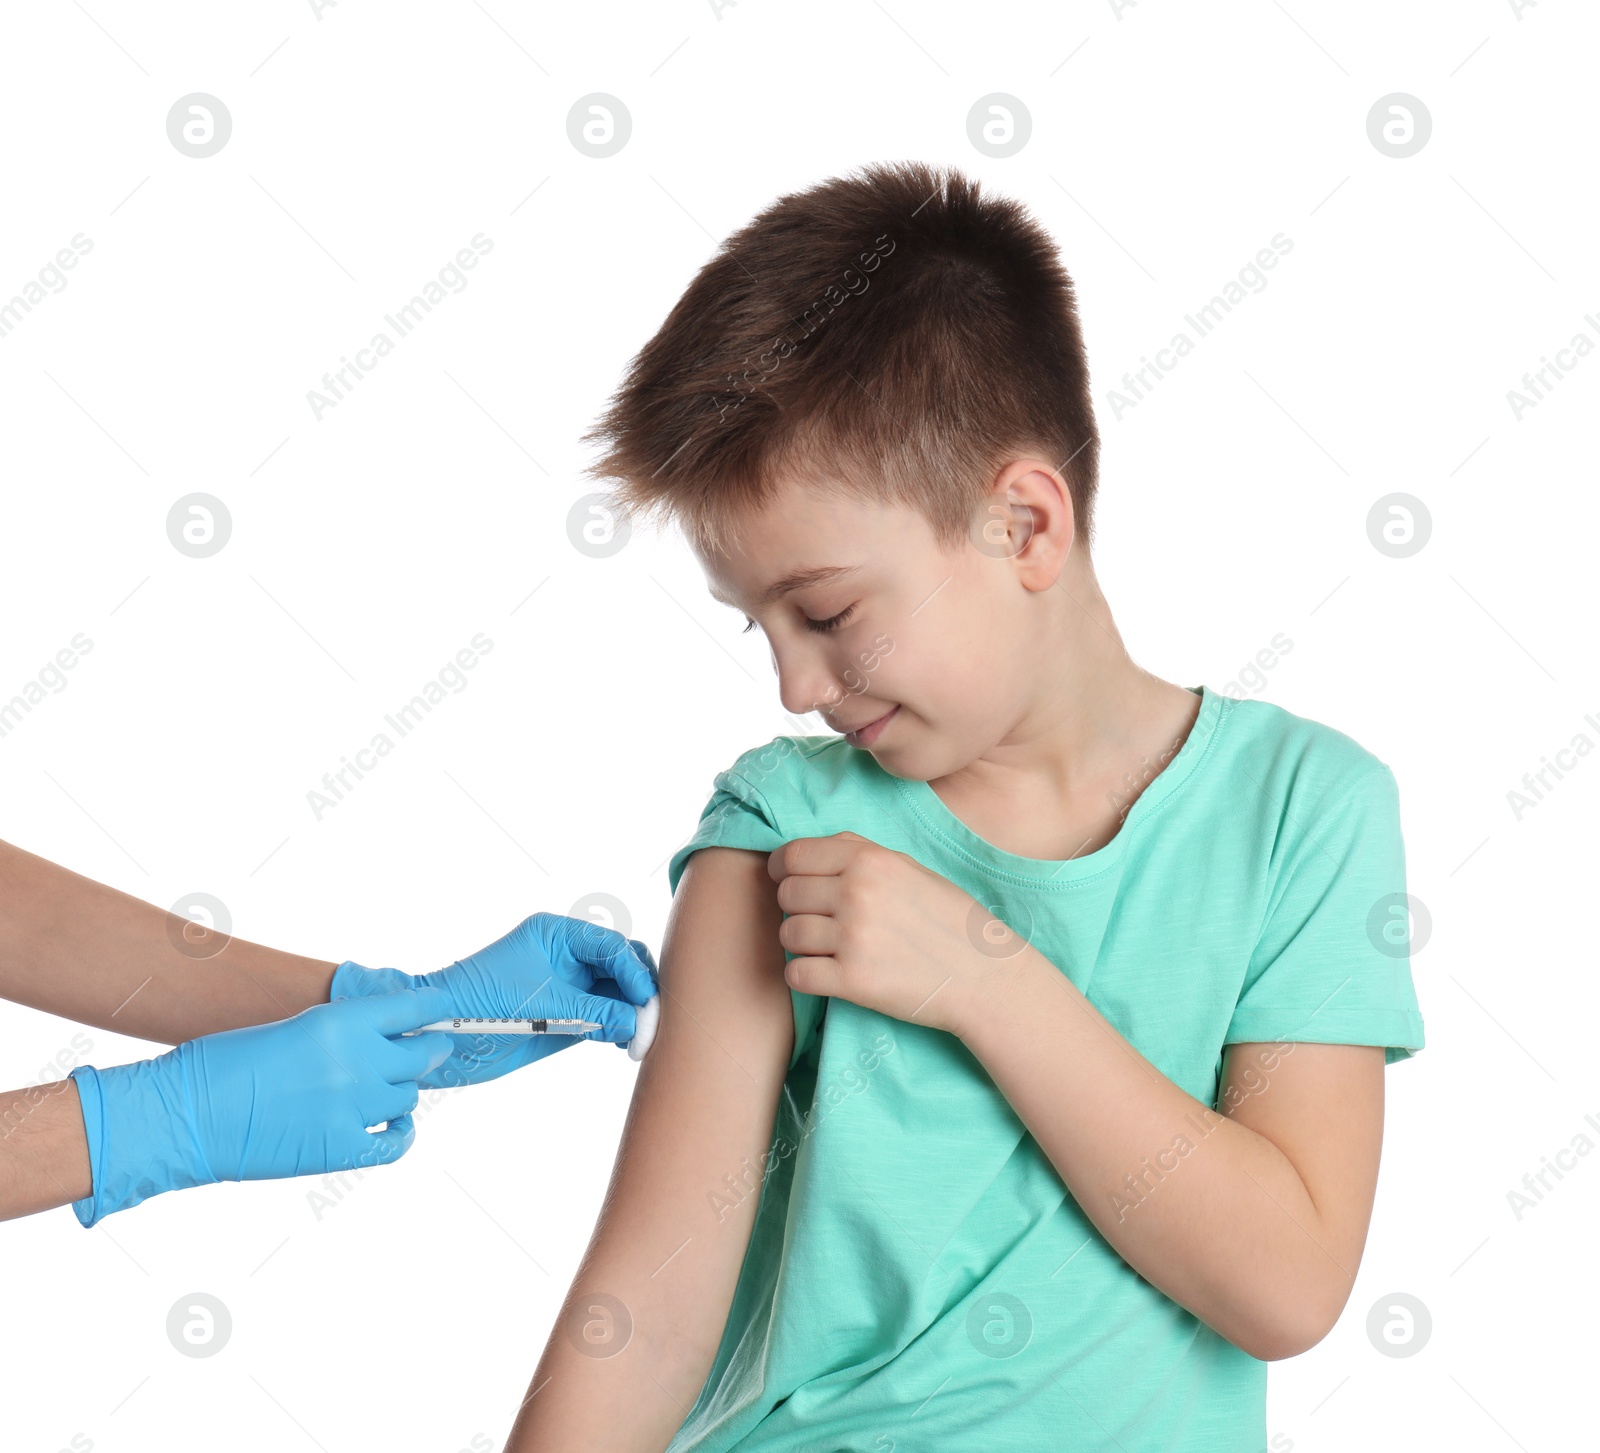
left=842, top=705, right=899, bottom=747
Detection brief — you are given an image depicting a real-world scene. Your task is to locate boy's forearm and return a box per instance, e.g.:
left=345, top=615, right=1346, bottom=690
left=0, top=1076, right=92, bottom=1219
left=0, top=838, right=337, bottom=1044
left=955, top=947, right=1336, bottom=1361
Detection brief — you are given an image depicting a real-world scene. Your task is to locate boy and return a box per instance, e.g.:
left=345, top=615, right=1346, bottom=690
left=508, top=161, right=1425, bottom=1451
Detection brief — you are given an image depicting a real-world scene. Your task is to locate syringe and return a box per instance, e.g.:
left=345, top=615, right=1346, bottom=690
left=409, top=1017, right=601, bottom=1035
left=405, top=995, right=660, bottom=1062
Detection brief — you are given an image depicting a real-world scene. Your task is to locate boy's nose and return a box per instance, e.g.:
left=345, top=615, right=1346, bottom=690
left=775, top=654, right=849, bottom=721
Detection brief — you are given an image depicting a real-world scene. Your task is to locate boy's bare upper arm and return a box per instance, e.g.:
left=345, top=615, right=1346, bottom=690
left=654, top=846, right=794, bottom=1081
left=509, top=846, right=791, bottom=1452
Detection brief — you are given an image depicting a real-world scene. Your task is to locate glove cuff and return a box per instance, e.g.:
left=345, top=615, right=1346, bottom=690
left=67, top=1051, right=213, bottom=1228
left=330, top=960, right=418, bottom=999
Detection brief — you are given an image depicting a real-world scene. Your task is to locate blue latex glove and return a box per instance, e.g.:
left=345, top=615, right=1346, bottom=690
left=331, top=912, right=659, bottom=1088
left=67, top=987, right=457, bottom=1227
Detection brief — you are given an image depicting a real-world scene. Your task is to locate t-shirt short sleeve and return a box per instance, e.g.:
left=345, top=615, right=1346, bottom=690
left=666, top=742, right=827, bottom=1070
left=668, top=755, right=787, bottom=895
left=1226, top=761, right=1426, bottom=1065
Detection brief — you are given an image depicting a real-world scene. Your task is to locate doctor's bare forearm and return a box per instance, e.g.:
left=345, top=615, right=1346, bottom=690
left=0, top=1076, right=92, bottom=1220
left=0, top=838, right=337, bottom=1044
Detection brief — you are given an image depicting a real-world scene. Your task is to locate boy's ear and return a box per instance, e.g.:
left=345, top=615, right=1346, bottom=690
left=1009, top=498, right=1042, bottom=553
left=1004, top=464, right=1076, bottom=589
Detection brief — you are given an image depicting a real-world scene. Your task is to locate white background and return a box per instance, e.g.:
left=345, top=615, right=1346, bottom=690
left=1, top=2, right=1595, bottom=1449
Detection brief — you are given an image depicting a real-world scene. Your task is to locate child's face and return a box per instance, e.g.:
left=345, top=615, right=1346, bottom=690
left=697, top=474, right=1050, bottom=780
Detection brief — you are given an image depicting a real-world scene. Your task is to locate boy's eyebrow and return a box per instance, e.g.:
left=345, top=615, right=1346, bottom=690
left=709, top=564, right=861, bottom=609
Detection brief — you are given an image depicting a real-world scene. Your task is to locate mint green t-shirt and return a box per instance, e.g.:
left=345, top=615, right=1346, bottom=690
left=663, top=685, right=1425, bottom=1453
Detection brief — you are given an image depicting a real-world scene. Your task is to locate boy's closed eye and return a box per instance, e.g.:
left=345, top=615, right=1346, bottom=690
left=743, top=603, right=857, bottom=635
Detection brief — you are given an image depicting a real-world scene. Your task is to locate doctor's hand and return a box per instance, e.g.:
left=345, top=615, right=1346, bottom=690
left=331, top=913, right=659, bottom=1088
left=67, top=987, right=457, bottom=1227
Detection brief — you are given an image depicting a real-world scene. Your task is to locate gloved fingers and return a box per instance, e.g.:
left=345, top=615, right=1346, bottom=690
left=552, top=917, right=658, bottom=1004
left=586, top=982, right=635, bottom=1050
left=374, top=1028, right=455, bottom=1085
left=581, top=941, right=656, bottom=1048
left=420, top=1032, right=513, bottom=1088
left=569, top=989, right=639, bottom=1046
left=335, top=984, right=458, bottom=1039
left=419, top=1039, right=495, bottom=1091
left=351, top=1111, right=416, bottom=1167
left=362, top=1077, right=421, bottom=1130
left=483, top=972, right=592, bottom=1022
left=421, top=1036, right=533, bottom=1089
left=454, top=1032, right=530, bottom=1080
left=329, top=1076, right=419, bottom=1152
left=617, top=937, right=660, bottom=1002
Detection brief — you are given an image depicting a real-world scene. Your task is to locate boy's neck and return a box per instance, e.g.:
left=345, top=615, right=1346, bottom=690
left=926, top=564, right=1204, bottom=859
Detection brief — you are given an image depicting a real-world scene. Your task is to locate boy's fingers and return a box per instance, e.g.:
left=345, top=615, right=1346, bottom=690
left=769, top=836, right=859, bottom=882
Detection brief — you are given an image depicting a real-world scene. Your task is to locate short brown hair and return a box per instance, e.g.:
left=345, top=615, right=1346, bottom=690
left=580, top=160, right=1101, bottom=557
